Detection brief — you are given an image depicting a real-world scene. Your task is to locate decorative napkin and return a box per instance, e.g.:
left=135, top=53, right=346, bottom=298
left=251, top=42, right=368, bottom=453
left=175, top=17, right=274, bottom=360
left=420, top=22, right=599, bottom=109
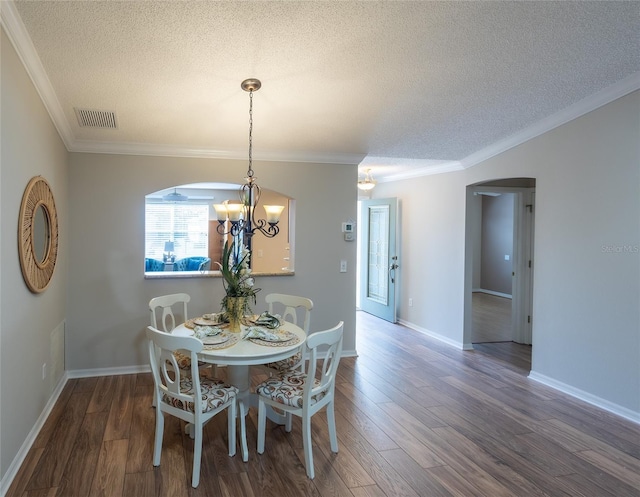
left=251, top=312, right=282, bottom=329
left=193, top=325, right=224, bottom=339
left=243, top=326, right=282, bottom=341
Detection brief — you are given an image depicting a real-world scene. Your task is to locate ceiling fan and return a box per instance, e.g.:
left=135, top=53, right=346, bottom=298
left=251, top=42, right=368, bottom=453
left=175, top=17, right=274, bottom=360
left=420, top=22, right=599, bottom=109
left=162, top=188, right=189, bottom=202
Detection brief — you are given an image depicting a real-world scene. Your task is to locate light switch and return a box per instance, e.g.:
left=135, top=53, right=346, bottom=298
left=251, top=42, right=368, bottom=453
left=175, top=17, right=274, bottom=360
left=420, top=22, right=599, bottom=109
left=504, top=254, right=510, bottom=260
left=340, top=260, right=347, bottom=273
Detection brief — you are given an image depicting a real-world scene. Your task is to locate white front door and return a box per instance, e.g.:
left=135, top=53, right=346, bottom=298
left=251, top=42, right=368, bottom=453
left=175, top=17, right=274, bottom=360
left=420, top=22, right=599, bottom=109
left=358, top=198, right=398, bottom=323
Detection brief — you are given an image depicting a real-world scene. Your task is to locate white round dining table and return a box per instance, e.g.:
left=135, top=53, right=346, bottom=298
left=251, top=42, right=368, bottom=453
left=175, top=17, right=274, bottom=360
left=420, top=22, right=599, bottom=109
left=172, top=321, right=306, bottom=418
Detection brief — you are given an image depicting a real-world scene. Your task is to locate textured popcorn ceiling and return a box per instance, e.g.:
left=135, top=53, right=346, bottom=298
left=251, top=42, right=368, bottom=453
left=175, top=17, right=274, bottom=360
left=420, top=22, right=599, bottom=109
left=8, top=1, right=640, bottom=179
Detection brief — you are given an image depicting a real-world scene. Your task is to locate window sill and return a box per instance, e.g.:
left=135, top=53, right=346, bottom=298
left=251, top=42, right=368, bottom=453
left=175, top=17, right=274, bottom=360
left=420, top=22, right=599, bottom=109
left=144, top=270, right=295, bottom=279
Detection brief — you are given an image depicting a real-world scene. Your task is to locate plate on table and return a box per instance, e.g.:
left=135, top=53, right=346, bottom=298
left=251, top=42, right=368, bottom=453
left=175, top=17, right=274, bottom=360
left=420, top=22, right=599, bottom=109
left=194, top=317, right=221, bottom=326
left=201, top=334, right=230, bottom=345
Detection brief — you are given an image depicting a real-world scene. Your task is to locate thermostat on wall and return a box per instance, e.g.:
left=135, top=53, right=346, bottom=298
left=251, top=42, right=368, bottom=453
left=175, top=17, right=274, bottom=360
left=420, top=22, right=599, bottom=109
left=342, top=222, right=355, bottom=241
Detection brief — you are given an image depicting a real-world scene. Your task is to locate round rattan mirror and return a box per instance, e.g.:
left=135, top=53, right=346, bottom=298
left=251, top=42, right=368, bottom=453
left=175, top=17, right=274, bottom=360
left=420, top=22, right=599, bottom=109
left=18, top=176, right=59, bottom=293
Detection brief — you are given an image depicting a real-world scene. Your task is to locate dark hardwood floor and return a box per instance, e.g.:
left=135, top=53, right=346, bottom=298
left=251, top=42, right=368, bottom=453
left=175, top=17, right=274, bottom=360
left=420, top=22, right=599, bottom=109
left=7, top=311, right=639, bottom=496
left=471, top=291, right=532, bottom=371
left=471, top=292, right=512, bottom=343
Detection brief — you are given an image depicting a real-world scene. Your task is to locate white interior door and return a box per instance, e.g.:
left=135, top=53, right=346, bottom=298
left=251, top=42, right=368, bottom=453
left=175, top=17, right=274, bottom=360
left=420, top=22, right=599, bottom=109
left=512, top=189, right=535, bottom=344
left=358, top=198, right=398, bottom=323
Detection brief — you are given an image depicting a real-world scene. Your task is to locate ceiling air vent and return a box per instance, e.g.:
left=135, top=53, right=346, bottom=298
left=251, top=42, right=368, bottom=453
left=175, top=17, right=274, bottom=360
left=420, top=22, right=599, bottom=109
left=74, top=108, right=118, bottom=129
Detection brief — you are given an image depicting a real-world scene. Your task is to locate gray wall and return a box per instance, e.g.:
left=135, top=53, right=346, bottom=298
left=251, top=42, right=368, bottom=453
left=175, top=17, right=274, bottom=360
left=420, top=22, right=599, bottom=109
left=480, top=193, right=514, bottom=295
left=66, top=153, right=357, bottom=371
left=374, top=90, right=640, bottom=418
left=1, top=28, right=69, bottom=483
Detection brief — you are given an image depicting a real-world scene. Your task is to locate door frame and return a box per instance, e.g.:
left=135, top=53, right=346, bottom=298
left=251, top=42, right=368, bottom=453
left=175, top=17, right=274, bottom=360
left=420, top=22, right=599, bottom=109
left=356, top=197, right=399, bottom=323
left=463, top=184, right=535, bottom=349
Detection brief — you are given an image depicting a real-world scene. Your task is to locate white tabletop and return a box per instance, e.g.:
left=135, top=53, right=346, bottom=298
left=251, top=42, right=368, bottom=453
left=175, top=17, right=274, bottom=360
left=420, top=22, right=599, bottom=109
left=172, top=321, right=306, bottom=367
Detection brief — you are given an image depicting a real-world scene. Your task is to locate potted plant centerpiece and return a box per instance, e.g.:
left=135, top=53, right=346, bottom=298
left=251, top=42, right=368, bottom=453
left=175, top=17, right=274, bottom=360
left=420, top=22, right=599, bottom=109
left=217, top=239, right=259, bottom=332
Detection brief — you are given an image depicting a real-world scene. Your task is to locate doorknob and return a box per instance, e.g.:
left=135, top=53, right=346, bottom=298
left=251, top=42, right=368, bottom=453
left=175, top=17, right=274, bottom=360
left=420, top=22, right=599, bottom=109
left=389, top=262, right=399, bottom=283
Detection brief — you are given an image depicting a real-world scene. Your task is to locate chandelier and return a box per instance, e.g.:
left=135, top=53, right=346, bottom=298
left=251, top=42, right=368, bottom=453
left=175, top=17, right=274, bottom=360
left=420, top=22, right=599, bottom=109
left=213, top=78, right=284, bottom=241
left=357, top=168, right=377, bottom=191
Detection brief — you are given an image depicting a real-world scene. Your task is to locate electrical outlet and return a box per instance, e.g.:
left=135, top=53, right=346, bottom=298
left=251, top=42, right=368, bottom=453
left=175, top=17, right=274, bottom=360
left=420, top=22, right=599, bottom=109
left=340, top=260, right=347, bottom=273
left=42, top=363, right=47, bottom=380
left=409, top=298, right=413, bottom=307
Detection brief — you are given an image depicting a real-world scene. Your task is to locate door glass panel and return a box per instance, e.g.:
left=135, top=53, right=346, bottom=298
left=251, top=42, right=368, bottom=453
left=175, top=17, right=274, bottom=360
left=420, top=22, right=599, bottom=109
left=367, top=205, right=389, bottom=305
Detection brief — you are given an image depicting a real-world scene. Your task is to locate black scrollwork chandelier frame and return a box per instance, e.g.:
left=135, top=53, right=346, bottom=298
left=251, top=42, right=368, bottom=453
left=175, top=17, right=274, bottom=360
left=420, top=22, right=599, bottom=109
left=214, top=79, right=283, bottom=242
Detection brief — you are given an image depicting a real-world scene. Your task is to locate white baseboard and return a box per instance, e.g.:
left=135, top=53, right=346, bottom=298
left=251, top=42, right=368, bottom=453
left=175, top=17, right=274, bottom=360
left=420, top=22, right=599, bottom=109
left=397, top=319, right=467, bottom=350
left=528, top=371, right=640, bottom=425
left=1, top=365, right=152, bottom=495
left=397, top=321, right=639, bottom=425
left=66, top=364, right=150, bottom=379
left=0, top=372, right=69, bottom=497
left=472, top=288, right=512, bottom=299
left=65, top=350, right=358, bottom=381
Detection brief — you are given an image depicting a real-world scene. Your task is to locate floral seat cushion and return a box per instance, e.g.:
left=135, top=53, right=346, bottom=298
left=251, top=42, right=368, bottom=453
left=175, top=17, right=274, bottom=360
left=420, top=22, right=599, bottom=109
left=162, top=377, right=238, bottom=413
left=264, top=351, right=302, bottom=373
left=174, top=351, right=207, bottom=371
left=256, top=372, right=324, bottom=408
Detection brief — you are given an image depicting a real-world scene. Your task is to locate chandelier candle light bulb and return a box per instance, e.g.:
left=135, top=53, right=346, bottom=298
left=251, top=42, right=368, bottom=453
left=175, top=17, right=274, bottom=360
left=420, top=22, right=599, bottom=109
left=213, top=204, right=228, bottom=220
left=227, top=203, right=243, bottom=222
left=264, top=205, right=285, bottom=224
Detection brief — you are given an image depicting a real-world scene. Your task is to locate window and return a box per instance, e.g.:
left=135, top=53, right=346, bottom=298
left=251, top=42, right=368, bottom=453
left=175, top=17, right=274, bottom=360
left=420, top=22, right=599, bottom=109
left=145, top=202, right=209, bottom=260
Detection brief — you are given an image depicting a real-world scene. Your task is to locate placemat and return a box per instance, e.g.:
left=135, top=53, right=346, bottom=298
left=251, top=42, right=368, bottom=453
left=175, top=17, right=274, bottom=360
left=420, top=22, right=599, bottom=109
left=202, top=332, right=239, bottom=350
left=249, top=330, right=300, bottom=347
left=185, top=319, right=229, bottom=330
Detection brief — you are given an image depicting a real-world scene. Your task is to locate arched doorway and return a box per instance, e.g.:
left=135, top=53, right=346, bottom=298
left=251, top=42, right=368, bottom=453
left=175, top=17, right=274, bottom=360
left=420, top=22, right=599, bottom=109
left=463, top=178, right=536, bottom=367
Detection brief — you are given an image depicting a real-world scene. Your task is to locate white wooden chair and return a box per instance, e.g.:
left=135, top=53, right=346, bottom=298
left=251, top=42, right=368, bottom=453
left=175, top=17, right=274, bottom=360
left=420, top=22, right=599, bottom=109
left=146, top=326, right=248, bottom=488
left=263, top=293, right=313, bottom=373
left=149, top=293, right=212, bottom=374
left=256, top=321, right=344, bottom=479
left=149, top=293, right=190, bottom=333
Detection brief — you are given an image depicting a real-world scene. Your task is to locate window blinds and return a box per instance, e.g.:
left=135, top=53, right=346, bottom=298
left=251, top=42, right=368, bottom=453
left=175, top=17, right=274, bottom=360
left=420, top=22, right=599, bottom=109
left=145, top=203, right=209, bottom=260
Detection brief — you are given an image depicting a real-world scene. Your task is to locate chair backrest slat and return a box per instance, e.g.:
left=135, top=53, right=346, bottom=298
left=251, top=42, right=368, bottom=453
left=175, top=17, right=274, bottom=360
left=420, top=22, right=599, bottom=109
left=149, top=293, right=191, bottom=332
left=265, top=293, right=313, bottom=334
left=304, top=322, right=343, bottom=401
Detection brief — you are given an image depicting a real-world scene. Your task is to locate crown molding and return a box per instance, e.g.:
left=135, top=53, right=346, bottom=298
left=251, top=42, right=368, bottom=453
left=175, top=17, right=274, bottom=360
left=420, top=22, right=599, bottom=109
left=460, top=72, right=640, bottom=169
left=69, top=138, right=365, bottom=165
left=1, top=1, right=74, bottom=149
left=358, top=157, right=463, bottom=182
left=70, top=140, right=245, bottom=160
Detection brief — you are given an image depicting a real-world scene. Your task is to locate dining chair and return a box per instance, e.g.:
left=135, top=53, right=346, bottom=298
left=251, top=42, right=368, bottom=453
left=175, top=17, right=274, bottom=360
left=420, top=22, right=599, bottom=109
left=146, top=326, right=248, bottom=488
left=263, top=293, right=313, bottom=373
left=149, top=293, right=212, bottom=375
left=256, top=321, right=344, bottom=479
left=149, top=293, right=190, bottom=333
